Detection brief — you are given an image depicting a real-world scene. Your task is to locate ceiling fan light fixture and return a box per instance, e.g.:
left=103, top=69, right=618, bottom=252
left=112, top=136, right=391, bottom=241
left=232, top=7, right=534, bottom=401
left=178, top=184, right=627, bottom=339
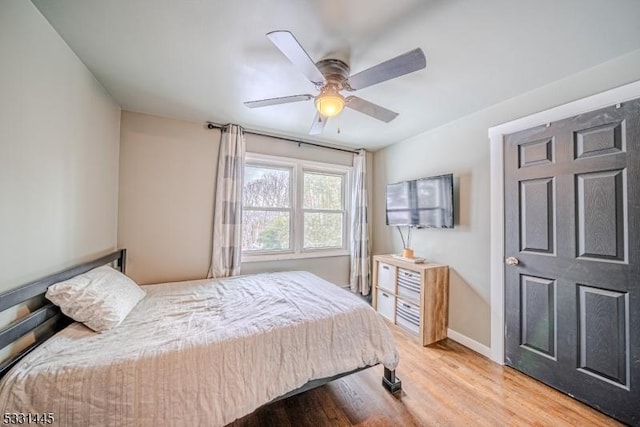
left=245, top=31, right=426, bottom=134
left=315, top=93, right=344, bottom=118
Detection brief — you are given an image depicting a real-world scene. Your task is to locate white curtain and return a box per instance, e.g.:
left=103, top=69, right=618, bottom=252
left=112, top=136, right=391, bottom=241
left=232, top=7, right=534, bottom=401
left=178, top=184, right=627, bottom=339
left=350, top=149, right=370, bottom=295
left=208, top=124, right=245, bottom=278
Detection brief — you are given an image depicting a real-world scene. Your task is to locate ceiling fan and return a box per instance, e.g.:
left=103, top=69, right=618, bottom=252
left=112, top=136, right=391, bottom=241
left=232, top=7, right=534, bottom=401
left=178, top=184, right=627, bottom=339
left=244, top=31, right=427, bottom=135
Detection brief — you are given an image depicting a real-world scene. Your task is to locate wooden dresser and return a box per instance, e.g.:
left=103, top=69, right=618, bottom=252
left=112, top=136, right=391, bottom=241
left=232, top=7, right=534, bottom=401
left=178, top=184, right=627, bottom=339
left=372, top=254, right=449, bottom=346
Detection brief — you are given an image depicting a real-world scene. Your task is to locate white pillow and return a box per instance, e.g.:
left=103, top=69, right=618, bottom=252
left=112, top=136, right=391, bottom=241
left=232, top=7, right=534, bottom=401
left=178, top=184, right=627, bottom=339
left=46, top=265, right=145, bottom=332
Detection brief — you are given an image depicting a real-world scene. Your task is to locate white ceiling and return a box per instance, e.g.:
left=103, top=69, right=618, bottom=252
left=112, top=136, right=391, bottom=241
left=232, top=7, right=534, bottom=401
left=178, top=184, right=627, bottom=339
left=33, top=0, right=640, bottom=150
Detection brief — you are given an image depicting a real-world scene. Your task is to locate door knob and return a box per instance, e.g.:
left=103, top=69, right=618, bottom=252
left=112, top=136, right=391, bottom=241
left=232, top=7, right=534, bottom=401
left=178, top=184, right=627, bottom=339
left=505, top=256, right=519, bottom=266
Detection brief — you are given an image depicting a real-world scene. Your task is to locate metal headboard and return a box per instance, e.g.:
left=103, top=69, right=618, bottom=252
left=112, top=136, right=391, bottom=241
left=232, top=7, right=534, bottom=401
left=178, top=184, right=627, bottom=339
left=0, top=249, right=127, bottom=379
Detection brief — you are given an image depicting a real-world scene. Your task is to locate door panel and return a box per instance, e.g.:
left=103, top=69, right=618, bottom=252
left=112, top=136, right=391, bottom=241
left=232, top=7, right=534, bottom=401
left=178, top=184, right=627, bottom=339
left=520, top=275, right=556, bottom=358
left=520, top=178, right=555, bottom=253
left=504, top=99, right=640, bottom=425
left=576, top=170, right=626, bottom=261
left=577, top=285, right=629, bottom=388
left=574, top=121, right=624, bottom=159
left=519, top=138, right=555, bottom=167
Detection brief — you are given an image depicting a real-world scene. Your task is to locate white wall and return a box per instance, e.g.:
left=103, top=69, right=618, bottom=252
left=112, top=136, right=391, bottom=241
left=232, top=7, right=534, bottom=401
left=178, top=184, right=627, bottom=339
left=118, top=111, right=356, bottom=285
left=373, top=49, right=640, bottom=347
left=0, top=1, right=121, bottom=293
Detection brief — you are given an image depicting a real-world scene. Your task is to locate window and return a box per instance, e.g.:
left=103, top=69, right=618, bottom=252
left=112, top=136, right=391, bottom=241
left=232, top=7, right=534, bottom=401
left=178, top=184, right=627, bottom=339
left=303, top=172, right=344, bottom=249
left=242, top=164, right=292, bottom=252
left=242, top=153, right=350, bottom=260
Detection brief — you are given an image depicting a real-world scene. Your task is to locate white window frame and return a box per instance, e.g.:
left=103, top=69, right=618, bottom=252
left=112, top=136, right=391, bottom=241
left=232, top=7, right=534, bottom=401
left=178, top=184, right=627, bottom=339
left=242, top=152, right=351, bottom=262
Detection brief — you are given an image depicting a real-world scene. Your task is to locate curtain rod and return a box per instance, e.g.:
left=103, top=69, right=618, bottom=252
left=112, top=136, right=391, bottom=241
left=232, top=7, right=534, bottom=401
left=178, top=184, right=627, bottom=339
left=205, top=122, right=359, bottom=155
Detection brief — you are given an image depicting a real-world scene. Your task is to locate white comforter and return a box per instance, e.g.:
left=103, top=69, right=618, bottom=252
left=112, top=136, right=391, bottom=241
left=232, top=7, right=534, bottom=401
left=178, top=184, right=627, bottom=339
left=0, top=271, right=398, bottom=426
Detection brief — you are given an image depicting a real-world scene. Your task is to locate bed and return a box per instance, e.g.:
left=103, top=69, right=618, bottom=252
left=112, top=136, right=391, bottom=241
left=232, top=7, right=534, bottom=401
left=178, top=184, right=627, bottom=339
left=0, top=249, right=401, bottom=426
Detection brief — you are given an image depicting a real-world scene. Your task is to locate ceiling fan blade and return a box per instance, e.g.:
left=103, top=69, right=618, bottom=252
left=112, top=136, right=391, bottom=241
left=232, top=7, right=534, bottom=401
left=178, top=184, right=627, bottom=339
left=309, top=112, right=328, bottom=135
left=267, top=30, right=326, bottom=85
left=345, top=96, right=398, bottom=123
left=346, top=48, right=426, bottom=91
left=244, top=94, right=314, bottom=108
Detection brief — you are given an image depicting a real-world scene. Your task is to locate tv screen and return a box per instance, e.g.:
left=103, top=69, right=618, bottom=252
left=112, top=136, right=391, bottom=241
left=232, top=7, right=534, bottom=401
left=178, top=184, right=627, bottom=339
left=385, top=173, right=454, bottom=228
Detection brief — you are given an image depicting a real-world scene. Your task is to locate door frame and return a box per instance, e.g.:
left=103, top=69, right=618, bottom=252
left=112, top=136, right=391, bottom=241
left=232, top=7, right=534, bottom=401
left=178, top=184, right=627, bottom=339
left=488, top=80, right=640, bottom=365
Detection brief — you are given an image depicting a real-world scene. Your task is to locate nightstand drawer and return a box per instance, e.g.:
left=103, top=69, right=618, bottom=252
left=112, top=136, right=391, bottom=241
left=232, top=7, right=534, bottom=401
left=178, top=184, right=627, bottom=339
left=377, top=262, right=396, bottom=290
left=397, top=271, right=421, bottom=302
left=373, top=255, right=449, bottom=346
left=398, top=268, right=420, bottom=287
left=376, top=289, right=395, bottom=321
left=396, top=299, right=420, bottom=335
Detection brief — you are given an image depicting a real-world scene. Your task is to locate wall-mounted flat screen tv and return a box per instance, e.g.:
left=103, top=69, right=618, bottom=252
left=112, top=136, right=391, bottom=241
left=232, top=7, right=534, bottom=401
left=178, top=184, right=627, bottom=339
left=385, top=173, right=454, bottom=228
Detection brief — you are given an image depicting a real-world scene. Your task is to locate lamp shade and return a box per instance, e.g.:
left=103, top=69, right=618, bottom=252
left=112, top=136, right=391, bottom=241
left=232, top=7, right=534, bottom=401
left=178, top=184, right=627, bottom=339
left=315, top=94, right=345, bottom=117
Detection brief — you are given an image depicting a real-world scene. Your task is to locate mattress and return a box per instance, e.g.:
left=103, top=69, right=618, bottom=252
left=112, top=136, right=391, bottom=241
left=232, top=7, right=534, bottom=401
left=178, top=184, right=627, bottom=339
left=0, top=271, right=398, bottom=426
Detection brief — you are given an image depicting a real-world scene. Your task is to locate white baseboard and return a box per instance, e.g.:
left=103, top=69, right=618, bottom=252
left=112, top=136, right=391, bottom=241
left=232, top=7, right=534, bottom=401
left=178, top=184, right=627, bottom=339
left=447, top=328, right=494, bottom=361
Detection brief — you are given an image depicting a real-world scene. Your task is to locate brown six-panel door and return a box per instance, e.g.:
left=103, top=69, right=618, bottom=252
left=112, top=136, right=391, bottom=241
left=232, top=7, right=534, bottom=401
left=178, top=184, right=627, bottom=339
left=504, top=99, right=640, bottom=425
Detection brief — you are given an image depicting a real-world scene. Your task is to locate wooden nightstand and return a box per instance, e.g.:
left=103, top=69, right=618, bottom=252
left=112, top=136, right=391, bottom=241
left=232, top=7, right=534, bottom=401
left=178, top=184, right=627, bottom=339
left=372, top=254, right=449, bottom=346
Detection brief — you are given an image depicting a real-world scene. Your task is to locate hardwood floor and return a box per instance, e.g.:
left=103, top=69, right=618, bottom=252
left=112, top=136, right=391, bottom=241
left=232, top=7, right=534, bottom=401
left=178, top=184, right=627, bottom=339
left=230, top=324, right=621, bottom=426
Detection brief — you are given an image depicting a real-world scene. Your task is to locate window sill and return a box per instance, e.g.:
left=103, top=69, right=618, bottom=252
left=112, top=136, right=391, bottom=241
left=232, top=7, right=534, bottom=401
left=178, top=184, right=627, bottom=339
left=241, top=250, right=349, bottom=263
